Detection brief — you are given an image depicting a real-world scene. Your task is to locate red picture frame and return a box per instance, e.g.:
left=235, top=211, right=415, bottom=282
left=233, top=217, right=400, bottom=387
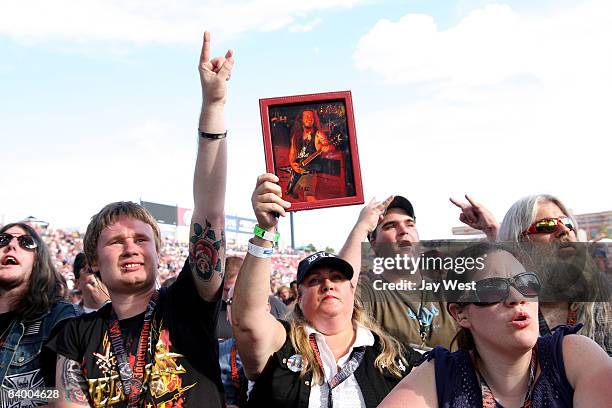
left=260, top=91, right=364, bottom=212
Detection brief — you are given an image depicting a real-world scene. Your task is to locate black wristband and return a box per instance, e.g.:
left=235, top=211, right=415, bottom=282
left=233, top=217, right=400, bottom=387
left=198, top=130, right=227, bottom=140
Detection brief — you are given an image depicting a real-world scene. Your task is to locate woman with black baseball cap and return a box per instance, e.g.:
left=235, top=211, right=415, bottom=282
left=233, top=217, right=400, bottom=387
left=231, top=173, right=423, bottom=408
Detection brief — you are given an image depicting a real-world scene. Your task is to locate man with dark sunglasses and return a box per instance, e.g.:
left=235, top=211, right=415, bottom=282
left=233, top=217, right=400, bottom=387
left=0, top=224, right=78, bottom=406
left=0, top=232, right=39, bottom=250
left=339, top=196, right=457, bottom=352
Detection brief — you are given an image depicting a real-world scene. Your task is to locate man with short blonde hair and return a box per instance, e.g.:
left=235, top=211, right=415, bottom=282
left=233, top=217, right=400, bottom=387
left=49, top=32, right=234, bottom=407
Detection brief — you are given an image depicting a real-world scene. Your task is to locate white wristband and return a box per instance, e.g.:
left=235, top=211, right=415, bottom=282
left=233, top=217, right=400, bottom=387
left=248, top=241, right=273, bottom=259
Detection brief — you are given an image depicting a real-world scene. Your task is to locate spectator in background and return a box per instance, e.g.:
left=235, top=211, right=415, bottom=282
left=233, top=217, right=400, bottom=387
left=218, top=255, right=289, bottom=407
left=290, top=280, right=298, bottom=296
left=217, top=256, right=247, bottom=340
left=218, top=256, right=288, bottom=340
left=276, top=285, right=296, bottom=309
left=340, top=196, right=457, bottom=352
left=592, top=244, right=610, bottom=275
left=56, top=269, right=70, bottom=299
left=219, top=285, right=246, bottom=408
left=72, top=253, right=110, bottom=314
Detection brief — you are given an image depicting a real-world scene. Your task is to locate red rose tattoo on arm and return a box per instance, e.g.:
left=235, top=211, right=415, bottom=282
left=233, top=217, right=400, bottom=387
left=189, top=220, right=225, bottom=281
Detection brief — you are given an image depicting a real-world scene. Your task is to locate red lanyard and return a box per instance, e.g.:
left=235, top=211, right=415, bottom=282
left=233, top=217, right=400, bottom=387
left=309, top=334, right=325, bottom=371
left=470, top=344, right=538, bottom=408
left=230, top=343, right=241, bottom=391
left=566, top=304, right=578, bottom=326
left=107, top=290, right=159, bottom=408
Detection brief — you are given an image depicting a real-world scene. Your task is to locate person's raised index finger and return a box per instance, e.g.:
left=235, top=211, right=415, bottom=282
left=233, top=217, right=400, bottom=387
left=382, top=195, right=395, bottom=207
left=200, top=31, right=211, bottom=63
left=449, top=197, right=466, bottom=209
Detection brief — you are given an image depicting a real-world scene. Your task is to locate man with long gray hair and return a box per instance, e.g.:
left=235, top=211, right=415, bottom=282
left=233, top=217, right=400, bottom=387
left=452, top=193, right=612, bottom=356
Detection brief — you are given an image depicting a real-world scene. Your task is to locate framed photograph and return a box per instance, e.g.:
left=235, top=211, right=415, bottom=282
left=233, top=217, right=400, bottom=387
left=260, top=91, right=364, bottom=211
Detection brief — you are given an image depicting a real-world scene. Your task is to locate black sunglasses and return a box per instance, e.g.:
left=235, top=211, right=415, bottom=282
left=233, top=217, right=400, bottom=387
left=461, top=272, right=541, bottom=306
left=0, top=232, right=38, bottom=250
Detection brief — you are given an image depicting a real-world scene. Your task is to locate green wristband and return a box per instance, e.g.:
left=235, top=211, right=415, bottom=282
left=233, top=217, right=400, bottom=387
left=254, top=225, right=279, bottom=244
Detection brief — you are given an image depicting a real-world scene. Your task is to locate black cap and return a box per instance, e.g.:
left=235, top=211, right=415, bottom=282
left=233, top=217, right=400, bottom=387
left=368, top=195, right=416, bottom=242
left=296, top=252, right=354, bottom=284
left=387, top=196, right=415, bottom=220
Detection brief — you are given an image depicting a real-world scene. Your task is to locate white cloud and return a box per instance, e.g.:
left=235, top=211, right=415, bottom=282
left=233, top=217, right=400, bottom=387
left=351, top=1, right=612, bottom=239
left=0, top=0, right=366, bottom=45
left=290, top=18, right=323, bottom=33
left=353, top=1, right=612, bottom=87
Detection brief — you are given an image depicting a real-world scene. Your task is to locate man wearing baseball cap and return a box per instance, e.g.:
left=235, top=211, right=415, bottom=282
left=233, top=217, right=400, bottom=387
left=338, top=196, right=456, bottom=352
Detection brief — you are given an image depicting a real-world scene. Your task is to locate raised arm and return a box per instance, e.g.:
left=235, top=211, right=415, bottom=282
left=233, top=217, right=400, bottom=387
left=231, top=173, right=291, bottom=379
left=563, top=334, right=612, bottom=406
left=449, top=194, right=499, bottom=241
left=188, top=31, right=233, bottom=302
left=55, top=355, right=92, bottom=407
left=338, top=196, right=393, bottom=290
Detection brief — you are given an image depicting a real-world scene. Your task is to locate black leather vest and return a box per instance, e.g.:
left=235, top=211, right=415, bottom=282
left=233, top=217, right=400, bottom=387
left=247, top=321, right=424, bottom=408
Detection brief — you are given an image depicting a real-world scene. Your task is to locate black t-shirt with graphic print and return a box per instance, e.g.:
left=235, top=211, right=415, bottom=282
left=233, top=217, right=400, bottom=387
left=47, top=260, right=223, bottom=407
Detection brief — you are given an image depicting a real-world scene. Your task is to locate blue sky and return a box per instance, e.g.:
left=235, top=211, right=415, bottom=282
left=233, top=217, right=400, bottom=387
left=1, top=0, right=610, bottom=251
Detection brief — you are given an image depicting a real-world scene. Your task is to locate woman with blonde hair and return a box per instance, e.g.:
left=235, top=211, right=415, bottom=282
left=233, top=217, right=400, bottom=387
left=231, top=173, right=423, bottom=407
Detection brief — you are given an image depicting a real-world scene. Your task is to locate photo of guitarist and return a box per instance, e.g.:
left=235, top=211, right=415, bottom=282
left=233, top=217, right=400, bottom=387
left=287, top=109, right=336, bottom=201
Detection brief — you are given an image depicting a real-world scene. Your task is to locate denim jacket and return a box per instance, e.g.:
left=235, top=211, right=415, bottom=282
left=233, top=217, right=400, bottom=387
left=0, top=301, right=77, bottom=396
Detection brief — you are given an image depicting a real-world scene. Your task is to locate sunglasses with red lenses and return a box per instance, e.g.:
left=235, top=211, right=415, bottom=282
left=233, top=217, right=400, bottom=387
left=461, top=272, right=541, bottom=306
left=0, top=233, right=38, bottom=250
left=524, top=217, right=575, bottom=235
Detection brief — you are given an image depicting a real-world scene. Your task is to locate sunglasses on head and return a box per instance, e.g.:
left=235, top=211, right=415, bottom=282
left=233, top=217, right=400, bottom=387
left=460, top=272, right=541, bottom=306
left=0, top=232, right=38, bottom=250
left=524, top=217, right=575, bottom=235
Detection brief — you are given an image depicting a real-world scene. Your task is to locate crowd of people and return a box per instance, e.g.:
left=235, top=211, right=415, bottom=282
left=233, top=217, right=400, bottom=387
left=0, top=30, right=611, bottom=408
left=33, top=226, right=306, bottom=298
